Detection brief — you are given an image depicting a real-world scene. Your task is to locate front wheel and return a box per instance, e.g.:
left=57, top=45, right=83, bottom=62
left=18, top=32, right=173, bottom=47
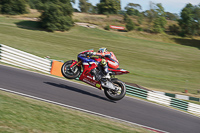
left=103, top=79, right=126, bottom=101
left=61, top=60, right=81, bottom=79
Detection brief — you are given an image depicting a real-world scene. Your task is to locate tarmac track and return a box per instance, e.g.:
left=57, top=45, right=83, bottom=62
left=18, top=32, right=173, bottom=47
left=0, top=64, right=200, bottom=133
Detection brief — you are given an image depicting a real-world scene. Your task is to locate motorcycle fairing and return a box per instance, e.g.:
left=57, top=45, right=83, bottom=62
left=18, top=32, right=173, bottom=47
left=79, top=49, right=94, bottom=54
left=108, top=68, right=130, bottom=75
left=78, top=55, right=102, bottom=89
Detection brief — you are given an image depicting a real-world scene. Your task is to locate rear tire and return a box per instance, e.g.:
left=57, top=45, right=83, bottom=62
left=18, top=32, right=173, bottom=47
left=61, top=60, right=81, bottom=79
left=103, top=79, right=126, bottom=101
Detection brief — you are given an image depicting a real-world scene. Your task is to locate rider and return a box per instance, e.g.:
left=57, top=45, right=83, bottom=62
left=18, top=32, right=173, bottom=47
left=89, top=48, right=119, bottom=79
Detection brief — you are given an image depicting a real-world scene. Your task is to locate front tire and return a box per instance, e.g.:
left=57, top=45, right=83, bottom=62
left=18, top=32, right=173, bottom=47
left=61, top=60, right=81, bottom=79
left=103, top=79, right=126, bottom=101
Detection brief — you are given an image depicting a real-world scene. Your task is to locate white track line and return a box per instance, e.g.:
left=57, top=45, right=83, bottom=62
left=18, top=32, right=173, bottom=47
left=0, top=87, right=168, bottom=133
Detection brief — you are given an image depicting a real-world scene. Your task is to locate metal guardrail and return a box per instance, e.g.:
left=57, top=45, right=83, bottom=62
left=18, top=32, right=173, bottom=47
left=154, top=90, right=200, bottom=102
left=126, top=85, right=200, bottom=116
left=126, top=84, right=148, bottom=99
left=0, top=44, right=199, bottom=116
left=0, top=44, right=52, bottom=74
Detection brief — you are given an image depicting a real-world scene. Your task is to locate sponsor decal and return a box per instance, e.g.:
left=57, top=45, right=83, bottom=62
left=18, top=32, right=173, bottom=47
left=110, top=25, right=125, bottom=30
left=83, top=78, right=96, bottom=86
left=96, top=84, right=101, bottom=88
left=87, top=76, right=93, bottom=80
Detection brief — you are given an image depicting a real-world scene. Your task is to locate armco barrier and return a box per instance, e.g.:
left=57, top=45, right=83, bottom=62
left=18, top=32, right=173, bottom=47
left=0, top=44, right=52, bottom=74
left=154, top=90, right=200, bottom=102
left=147, top=91, right=171, bottom=106
left=170, top=98, right=189, bottom=111
left=126, top=84, right=200, bottom=116
left=188, top=103, right=200, bottom=115
left=0, top=44, right=199, bottom=116
left=126, top=85, right=148, bottom=99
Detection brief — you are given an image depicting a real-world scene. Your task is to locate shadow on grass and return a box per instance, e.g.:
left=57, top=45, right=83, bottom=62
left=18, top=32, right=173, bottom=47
left=173, top=38, right=200, bottom=50
left=15, top=20, right=43, bottom=31
left=44, top=81, right=116, bottom=103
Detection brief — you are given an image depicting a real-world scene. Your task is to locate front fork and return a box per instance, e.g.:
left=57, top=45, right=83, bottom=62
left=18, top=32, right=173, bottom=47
left=70, top=60, right=82, bottom=73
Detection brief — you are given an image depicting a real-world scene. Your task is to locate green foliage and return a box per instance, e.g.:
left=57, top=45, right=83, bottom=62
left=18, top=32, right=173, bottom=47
left=74, top=8, right=80, bottom=12
left=89, top=5, right=98, bottom=14
left=104, top=25, right=110, bottom=30
left=125, top=3, right=142, bottom=10
left=126, top=8, right=134, bottom=16
left=137, top=14, right=144, bottom=25
left=126, top=8, right=140, bottom=16
left=123, top=13, right=129, bottom=23
left=143, top=9, right=157, bottom=32
left=165, top=12, right=179, bottom=21
left=152, top=3, right=167, bottom=33
left=178, top=3, right=200, bottom=36
left=0, top=0, right=28, bottom=15
left=27, top=0, right=39, bottom=9
left=78, top=0, right=92, bottom=13
left=126, top=18, right=135, bottom=31
left=143, top=2, right=167, bottom=32
left=124, top=13, right=135, bottom=31
left=38, top=0, right=73, bottom=32
left=169, top=24, right=180, bottom=35
left=153, top=18, right=163, bottom=33
left=125, top=3, right=142, bottom=16
left=97, top=0, right=121, bottom=14
left=137, top=27, right=143, bottom=31
left=118, top=10, right=126, bottom=15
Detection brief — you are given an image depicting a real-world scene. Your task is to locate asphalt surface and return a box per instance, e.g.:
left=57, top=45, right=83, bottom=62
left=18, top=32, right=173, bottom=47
left=0, top=64, right=200, bottom=133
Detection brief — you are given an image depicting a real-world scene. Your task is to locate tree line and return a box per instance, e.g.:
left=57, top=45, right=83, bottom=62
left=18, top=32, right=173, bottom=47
left=0, top=0, right=74, bottom=32
left=0, top=0, right=200, bottom=37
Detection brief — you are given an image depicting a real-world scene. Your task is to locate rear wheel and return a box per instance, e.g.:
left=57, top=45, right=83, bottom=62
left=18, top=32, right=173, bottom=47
left=61, top=60, right=81, bottom=79
left=103, top=79, right=126, bottom=101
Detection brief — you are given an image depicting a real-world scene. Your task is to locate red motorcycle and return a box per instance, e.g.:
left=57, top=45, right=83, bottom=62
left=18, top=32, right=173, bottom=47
left=61, top=50, right=129, bottom=101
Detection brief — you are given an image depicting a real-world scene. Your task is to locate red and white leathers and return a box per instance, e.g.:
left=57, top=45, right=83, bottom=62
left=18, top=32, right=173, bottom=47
left=92, top=51, right=119, bottom=75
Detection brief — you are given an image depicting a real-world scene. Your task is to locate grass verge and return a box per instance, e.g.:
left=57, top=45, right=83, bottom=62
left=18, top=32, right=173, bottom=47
left=0, top=90, right=151, bottom=133
left=0, top=15, right=200, bottom=97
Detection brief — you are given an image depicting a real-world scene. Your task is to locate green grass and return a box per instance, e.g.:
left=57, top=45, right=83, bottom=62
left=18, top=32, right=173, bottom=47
left=0, top=90, right=150, bottom=133
left=0, top=16, right=200, bottom=97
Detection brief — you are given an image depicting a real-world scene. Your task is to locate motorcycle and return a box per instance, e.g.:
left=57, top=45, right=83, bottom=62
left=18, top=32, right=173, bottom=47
left=61, top=49, right=129, bottom=101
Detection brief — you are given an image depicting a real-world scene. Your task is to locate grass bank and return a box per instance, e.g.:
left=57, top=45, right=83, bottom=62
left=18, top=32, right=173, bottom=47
left=0, top=15, right=199, bottom=97
left=0, top=90, right=150, bottom=133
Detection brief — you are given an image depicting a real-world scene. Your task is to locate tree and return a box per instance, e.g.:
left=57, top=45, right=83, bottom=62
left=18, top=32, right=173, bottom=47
left=125, top=3, right=142, bottom=16
left=97, top=0, right=121, bottom=14
left=38, top=0, right=74, bottom=32
left=27, top=0, right=39, bottom=9
left=137, top=13, right=144, bottom=25
left=0, top=0, right=28, bottom=15
left=169, top=24, right=180, bottom=35
left=78, top=0, right=92, bottom=13
left=178, top=3, right=200, bottom=36
left=143, top=9, right=157, bottom=24
left=143, top=2, right=157, bottom=31
left=126, top=17, right=135, bottom=31
left=143, top=2, right=166, bottom=33
left=89, top=5, right=98, bottom=14
left=123, top=13, right=129, bottom=23
left=165, top=12, right=179, bottom=21
left=152, top=3, right=167, bottom=33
